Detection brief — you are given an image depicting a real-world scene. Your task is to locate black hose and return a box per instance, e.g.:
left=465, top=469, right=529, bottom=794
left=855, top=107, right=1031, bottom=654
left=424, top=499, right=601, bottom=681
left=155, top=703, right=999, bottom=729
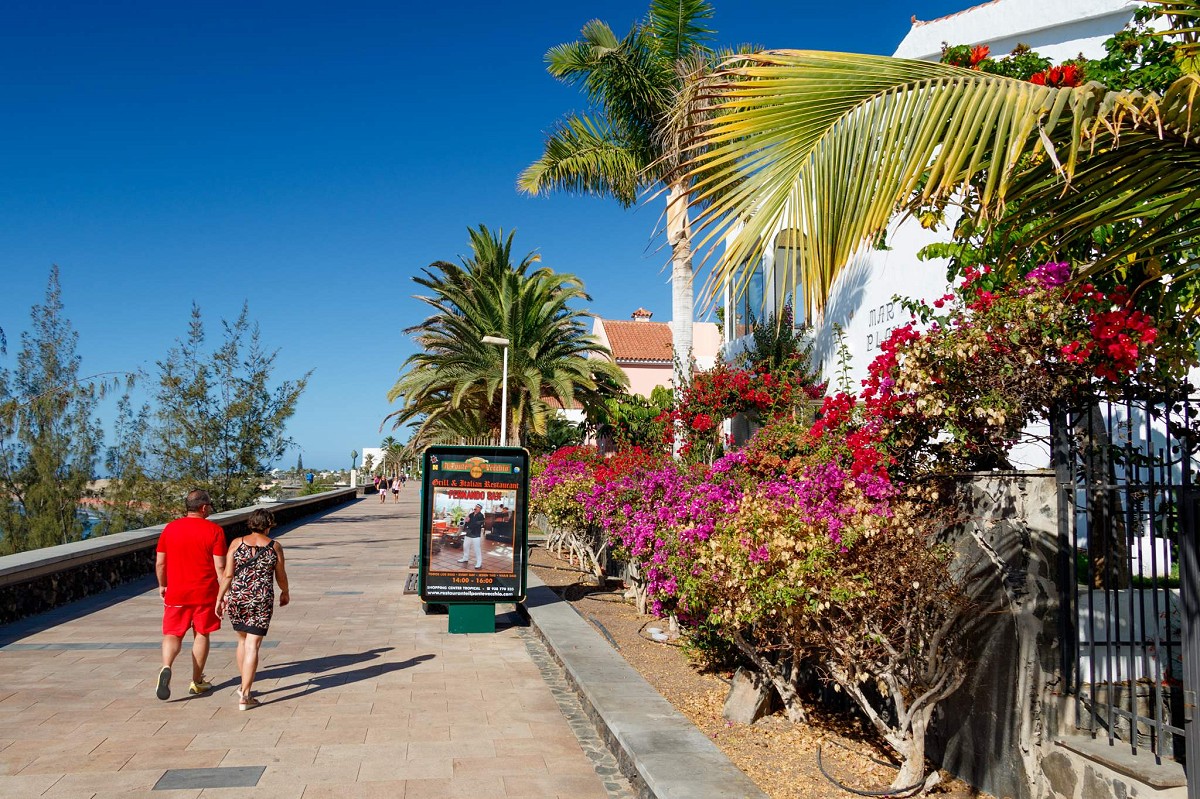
left=816, top=741, right=927, bottom=797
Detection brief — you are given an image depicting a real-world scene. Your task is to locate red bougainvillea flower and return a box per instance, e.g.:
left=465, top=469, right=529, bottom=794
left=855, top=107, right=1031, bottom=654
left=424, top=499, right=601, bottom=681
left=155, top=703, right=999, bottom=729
left=969, top=45, right=990, bottom=66
left=1029, top=64, right=1083, bottom=87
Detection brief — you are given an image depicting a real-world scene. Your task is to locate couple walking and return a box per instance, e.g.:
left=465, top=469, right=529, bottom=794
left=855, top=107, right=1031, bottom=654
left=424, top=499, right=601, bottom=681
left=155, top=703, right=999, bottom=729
left=155, top=489, right=290, bottom=711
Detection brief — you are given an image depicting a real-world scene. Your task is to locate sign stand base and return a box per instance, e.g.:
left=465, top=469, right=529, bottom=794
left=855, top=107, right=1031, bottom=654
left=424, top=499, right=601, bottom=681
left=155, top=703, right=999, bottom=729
left=448, top=603, right=495, bottom=634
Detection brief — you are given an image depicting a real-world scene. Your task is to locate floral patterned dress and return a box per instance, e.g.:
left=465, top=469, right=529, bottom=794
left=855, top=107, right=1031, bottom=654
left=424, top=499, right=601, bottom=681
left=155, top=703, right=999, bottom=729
left=226, top=541, right=279, bottom=636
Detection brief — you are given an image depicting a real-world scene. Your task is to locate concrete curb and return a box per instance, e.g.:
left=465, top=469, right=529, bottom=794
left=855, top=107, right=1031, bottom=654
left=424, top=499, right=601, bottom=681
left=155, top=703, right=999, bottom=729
left=521, top=571, right=769, bottom=799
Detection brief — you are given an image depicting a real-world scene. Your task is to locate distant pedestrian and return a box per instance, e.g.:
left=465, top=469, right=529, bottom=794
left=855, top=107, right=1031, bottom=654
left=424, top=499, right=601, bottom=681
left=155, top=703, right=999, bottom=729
left=155, top=489, right=228, bottom=700
left=378, top=475, right=387, bottom=504
left=391, top=476, right=400, bottom=502
left=400, top=473, right=407, bottom=489
left=216, top=508, right=290, bottom=711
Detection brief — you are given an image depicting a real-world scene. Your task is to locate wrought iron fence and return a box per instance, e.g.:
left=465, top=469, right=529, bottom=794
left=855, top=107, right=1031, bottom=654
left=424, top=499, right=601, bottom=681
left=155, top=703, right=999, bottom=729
left=1053, top=392, right=1199, bottom=765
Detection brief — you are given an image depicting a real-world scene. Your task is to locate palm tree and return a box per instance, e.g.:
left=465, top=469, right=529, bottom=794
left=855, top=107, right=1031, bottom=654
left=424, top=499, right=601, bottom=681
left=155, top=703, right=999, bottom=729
left=519, top=0, right=716, bottom=371
left=385, top=226, right=627, bottom=448
left=686, top=51, right=1200, bottom=315
left=381, top=441, right=405, bottom=477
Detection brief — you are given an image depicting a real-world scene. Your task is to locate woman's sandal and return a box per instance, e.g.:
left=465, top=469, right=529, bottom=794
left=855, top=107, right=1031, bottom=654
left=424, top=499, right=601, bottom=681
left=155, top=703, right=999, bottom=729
left=239, top=691, right=260, bottom=711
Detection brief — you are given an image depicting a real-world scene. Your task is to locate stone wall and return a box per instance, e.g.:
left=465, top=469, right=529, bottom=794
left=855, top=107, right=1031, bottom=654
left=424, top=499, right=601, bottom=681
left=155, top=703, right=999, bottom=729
left=932, top=471, right=1063, bottom=799
left=0, top=489, right=357, bottom=625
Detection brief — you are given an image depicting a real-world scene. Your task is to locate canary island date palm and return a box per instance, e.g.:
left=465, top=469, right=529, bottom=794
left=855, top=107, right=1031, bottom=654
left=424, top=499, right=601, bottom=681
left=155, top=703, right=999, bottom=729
left=385, top=226, right=626, bottom=449
left=519, top=0, right=717, bottom=371
left=686, top=50, right=1200, bottom=317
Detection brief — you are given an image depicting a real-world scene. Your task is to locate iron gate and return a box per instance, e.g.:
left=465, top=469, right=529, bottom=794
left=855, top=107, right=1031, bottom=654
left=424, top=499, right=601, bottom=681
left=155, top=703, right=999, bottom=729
left=1053, top=392, right=1200, bottom=771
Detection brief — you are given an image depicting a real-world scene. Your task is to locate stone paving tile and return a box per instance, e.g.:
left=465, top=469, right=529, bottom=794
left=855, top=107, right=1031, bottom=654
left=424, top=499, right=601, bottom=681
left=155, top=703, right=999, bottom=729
left=0, top=771, right=64, bottom=795
left=96, top=792, right=202, bottom=799
left=299, top=782, right=409, bottom=798
left=394, top=776, right=506, bottom=798
left=0, top=493, right=627, bottom=798
left=43, top=767, right=164, bottom=794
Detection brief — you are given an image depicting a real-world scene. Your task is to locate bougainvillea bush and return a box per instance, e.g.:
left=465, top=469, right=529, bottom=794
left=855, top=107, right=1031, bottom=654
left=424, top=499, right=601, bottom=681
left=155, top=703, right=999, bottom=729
left=669, top=356, right=825, bottom=464
left=860, top=261, right=1195, bottom=479
left=530, top=445, right=669, bottom=581
left=529, top=257, right=1195, bottom=792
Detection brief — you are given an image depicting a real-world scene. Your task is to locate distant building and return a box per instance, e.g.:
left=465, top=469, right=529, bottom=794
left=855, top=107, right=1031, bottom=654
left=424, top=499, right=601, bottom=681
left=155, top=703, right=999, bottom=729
left=547, top=309, right=721, bottom=428
left=359, top=447, right=385, bottom=473
left=592, top=308, right=722, bottom=398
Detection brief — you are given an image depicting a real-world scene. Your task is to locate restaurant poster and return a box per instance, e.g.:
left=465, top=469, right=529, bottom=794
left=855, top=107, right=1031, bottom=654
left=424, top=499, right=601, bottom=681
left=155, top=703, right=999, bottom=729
left=419, top=445, right=528, bottom=603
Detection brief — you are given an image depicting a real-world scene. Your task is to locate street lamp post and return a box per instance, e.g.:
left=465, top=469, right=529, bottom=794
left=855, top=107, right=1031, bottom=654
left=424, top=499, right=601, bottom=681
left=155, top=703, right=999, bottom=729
left=481, top=336, right=510, bottom=446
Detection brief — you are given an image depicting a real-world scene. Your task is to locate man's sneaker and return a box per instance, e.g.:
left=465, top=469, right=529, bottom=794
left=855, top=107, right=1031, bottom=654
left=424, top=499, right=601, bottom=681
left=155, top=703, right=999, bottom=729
left=155, top=666, right=171, bottom=700
left=188, top=677, right=212, bottom=696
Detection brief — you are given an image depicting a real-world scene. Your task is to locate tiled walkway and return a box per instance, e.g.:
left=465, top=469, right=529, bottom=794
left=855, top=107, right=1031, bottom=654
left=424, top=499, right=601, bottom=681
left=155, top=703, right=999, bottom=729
left=0, top=492, right=620, bottom=798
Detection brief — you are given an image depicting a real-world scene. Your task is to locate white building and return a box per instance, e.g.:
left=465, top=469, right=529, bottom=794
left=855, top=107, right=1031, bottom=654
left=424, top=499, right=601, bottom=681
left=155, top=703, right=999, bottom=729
left=359, top=447, right=386, bottom=473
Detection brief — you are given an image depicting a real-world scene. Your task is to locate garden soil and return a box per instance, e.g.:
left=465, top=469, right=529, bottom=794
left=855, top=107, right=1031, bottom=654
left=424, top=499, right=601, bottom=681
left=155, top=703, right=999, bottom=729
left=528, top=544, right=997, bottom=799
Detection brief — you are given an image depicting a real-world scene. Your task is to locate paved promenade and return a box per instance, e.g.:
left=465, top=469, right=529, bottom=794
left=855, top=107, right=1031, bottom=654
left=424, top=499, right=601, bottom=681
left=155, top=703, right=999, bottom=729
left=0, top=492, right=619, bottom=798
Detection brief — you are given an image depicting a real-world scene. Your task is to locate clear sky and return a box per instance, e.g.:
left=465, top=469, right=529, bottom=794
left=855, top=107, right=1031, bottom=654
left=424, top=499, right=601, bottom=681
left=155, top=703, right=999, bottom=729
left=0, top=0, right=970, bottom=470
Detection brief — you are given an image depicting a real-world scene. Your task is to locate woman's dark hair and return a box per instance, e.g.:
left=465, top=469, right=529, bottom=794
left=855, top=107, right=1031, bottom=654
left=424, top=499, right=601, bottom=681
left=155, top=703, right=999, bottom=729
left=248, top=508, right=276, bottom=534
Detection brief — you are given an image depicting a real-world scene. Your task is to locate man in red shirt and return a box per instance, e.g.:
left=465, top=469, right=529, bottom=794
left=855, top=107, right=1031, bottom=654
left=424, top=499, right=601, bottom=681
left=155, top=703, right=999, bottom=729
left=155, top=489, right=228, bottom=700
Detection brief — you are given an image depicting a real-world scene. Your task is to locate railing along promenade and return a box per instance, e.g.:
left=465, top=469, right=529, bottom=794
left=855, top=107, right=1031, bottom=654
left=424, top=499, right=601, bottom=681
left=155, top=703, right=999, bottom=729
left=0, top=488, right=356, bottom=625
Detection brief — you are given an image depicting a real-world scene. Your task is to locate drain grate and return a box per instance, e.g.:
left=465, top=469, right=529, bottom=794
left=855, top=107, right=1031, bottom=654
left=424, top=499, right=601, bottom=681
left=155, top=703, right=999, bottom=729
left=154, top=766, right=266, bottom=790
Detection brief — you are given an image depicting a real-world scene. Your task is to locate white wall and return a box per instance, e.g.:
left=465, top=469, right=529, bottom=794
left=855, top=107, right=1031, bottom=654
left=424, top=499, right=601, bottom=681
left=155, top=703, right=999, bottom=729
left=894, top=0, right=1138, bottom=63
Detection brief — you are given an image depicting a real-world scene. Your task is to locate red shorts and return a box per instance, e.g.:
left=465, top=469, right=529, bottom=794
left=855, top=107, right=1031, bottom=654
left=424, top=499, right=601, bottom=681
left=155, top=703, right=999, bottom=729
left=162, top=603, right=221, bottom=637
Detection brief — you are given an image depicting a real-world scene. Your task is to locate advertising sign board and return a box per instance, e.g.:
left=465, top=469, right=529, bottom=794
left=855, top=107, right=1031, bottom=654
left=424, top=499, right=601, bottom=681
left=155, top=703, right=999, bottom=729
left=419, top=445, right=528, bottom=604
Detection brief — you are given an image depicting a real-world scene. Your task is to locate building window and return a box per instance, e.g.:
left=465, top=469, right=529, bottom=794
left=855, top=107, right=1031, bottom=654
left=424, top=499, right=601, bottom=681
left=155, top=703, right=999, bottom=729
left=772, top=228, right=805, bottom=327
left=733, top=260, right=764, bottom=339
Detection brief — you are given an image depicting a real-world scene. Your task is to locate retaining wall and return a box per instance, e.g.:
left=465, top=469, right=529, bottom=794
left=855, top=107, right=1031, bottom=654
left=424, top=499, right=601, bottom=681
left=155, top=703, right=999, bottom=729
left=0, top=488, right=357, bottom=625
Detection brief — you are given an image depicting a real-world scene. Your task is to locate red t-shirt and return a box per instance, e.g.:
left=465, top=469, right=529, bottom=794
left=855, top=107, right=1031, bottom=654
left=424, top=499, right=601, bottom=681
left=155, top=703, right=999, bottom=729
left=156, top=516, right=228, bottom=605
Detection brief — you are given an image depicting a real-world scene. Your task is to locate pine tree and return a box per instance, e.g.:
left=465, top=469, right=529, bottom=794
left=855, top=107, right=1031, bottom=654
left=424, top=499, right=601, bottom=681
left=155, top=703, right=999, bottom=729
left=102, top=389, right=171, bottom=534
left=296, top=453, right=304, bottom=474
left=0, top=267, right=102, bottom=553
left=149, top=303, right=309, bottom=511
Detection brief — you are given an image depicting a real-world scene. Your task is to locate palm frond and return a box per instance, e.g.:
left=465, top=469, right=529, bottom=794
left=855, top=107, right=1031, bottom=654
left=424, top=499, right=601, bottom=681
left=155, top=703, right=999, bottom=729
left=646, top=0, right=714, bottom=61
left=686, top=51, right=1199, bottom=315
left=517, top=115, right=645, bottom=205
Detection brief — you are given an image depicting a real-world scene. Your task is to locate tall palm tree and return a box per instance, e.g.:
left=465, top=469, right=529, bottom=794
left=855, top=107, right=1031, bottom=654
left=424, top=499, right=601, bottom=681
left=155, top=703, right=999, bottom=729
left=381, top=441, right=405, bottom=477
left=385, top=226, right=627, bottom=448
left=685, top=51, right=1200, bottom=314
left=519, top=0, right=716, bottom=371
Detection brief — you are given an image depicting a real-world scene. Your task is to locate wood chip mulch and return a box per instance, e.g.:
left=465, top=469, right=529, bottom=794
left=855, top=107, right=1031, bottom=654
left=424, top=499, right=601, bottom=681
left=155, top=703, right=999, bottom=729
left=528, top=544, right=996, bottom=799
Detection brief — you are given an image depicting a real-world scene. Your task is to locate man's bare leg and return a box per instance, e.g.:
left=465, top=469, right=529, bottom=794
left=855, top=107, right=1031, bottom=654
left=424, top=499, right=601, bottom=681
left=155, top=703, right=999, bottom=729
left=158, top=635, right=182, bottom=700
left=191, top=633, right=210, bottom=683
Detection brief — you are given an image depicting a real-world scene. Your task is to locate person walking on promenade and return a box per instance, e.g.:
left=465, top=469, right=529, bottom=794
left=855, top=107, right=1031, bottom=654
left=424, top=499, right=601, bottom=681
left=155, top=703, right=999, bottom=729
left=457, top=503, right=485, bottom=570
left=155, top=489, right=228, bottom=700
left=216, top=508, right=290, bottom=711
left=390, top=475, right=401, bottom=502
left=378, top=474, right=387, bottom=504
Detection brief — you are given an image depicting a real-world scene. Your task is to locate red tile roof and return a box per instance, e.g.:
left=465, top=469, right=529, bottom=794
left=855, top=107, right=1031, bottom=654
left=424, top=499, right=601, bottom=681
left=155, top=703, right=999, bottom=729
left=602, top=320, right=674, bottom=364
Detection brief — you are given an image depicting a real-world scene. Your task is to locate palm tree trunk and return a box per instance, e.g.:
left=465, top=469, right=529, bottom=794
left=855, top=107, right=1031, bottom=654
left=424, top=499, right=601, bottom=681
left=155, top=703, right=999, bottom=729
left=666, top=180, right=694, bottom=375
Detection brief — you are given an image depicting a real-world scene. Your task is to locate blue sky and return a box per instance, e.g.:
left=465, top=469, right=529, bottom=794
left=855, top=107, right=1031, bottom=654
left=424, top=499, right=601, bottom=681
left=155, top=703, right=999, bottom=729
left=0, top=0, right=969, bottom=469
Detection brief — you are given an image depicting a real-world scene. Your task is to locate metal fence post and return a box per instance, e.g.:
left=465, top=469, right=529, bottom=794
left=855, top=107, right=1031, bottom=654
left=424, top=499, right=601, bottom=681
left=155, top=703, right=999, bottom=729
left=1051, top=407, right=1077, bottom=695
left=1180, top=485, right=1200, bottom=797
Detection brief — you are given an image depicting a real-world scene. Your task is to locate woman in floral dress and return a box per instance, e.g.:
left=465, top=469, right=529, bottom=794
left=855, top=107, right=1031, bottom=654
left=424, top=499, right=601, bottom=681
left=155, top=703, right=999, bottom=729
left=216, top=509, right=290, bottom=710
